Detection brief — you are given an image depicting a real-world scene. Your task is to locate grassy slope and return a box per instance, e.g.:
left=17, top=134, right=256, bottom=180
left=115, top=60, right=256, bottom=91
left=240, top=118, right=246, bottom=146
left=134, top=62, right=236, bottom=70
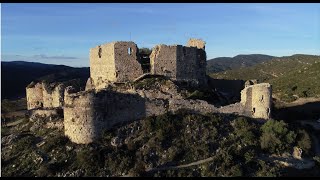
left=210, top=55, right=320, bottom=102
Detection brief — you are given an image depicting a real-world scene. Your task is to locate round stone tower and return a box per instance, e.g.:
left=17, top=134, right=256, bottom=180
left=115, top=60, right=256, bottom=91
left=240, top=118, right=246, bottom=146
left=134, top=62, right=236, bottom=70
left=64, top=89, right=98, bottom=144
left=251, top=83, right=272, bottom=119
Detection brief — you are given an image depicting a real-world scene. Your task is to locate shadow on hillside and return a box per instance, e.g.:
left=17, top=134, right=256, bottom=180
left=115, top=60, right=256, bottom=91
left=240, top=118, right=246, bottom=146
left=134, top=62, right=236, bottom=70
left=207, top=77, right=245, bottom=106
left=273, top=101, right=320, bottom=122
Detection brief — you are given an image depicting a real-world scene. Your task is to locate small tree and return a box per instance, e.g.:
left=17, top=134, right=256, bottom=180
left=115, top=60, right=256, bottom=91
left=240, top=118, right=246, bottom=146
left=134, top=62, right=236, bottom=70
left=260, top=120, right=296, bottom=154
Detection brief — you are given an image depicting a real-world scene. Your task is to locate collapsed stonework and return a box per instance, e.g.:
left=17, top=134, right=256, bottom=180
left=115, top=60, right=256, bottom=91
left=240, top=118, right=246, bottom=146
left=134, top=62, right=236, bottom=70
left=26, top=80, right=81, bottom=110
left=26, top=82, right=44, bottom=110
left=26, top=82, right=64, bottom=110
left=25, top=38, right=273, bottom=144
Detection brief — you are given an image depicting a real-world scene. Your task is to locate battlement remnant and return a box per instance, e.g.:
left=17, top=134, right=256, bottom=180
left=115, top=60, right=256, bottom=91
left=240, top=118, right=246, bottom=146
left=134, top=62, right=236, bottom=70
left=186, top=38, right=206, bottom=49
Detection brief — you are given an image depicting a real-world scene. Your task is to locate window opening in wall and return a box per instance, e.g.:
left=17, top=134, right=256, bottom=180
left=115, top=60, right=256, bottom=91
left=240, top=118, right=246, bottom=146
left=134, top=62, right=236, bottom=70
left=98, top=47, right=102, bottom=58
left=252, top=107, right=256, bottom=114
left=128, top=47, right=132, bottom=55
left=138, top=48, right=151, bottom=73
left=267, top=108, right=270, bottom=115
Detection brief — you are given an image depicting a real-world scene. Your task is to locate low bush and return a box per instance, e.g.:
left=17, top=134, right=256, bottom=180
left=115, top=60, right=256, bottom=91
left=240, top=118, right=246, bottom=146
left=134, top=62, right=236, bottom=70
left=260, top=120, right=296, bottom=154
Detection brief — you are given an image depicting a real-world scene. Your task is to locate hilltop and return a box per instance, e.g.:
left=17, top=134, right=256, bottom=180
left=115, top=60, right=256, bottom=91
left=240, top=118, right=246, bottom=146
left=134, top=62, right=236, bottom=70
left=1, top=61, right=89, bottom=100
left=206, top=54, right=275, bottom=74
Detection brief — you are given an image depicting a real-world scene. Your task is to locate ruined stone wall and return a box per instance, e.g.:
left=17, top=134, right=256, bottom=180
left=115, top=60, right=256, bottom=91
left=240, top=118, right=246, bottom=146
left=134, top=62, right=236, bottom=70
left=26, top=82, right=44, bottom=110
left=240, top=85, right=253, bottom=116
left=89, top=42, right=144, bottom=88
left=90, top=42, right=116, bottom=87
left=241, top=83, right=272, bottom=119
left=245, top=79, right=258, bottom=88
left=29, top=108, right=63, bottom=120
left=150, top=44, right=178, bottom=79
left=64, top=89, right=146, bottom=144
left=42, top=82, right=65, bottom=108
left=150, top=44, right=207, bottom=85
left=114, top=42, right=144, bottom=82
left=176, top=46, right=207, bottom=85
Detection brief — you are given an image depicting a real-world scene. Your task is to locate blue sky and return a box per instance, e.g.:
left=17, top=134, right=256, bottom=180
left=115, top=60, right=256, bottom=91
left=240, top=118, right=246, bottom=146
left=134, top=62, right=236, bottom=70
left=1, top=3, right=320, bottom=67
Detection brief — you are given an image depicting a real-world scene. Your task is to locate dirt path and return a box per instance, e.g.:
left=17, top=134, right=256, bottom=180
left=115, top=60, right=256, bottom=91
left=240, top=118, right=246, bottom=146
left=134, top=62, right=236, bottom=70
left=145, top=156, right=215, bottom=173
left=5, top=119, right=24, bottom=127
left=258, top=155, right=315, bottom=170
left=121, top=156, right=215, bottom=176
left=274, top=96, right=320, bottom=107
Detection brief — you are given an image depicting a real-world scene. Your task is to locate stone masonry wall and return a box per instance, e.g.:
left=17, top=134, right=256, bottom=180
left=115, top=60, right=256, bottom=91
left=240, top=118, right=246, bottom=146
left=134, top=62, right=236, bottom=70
left=176, top=46, right=207, bottom=85
left=26, top=82, right=44, bottom=110
left=89, top=41, right=144, bottom=89
left=150, top=44, right=178, bottom=79
left=42, top=82, right=65, bottom=108
left=64, top=89, right=146, bottom=144
left=150, top=44, right=207, bottom=85
left=241, top=83, right=272, bottom=119
left=240, top=85, right=253, bottom=116
left=251, top=83, right=272, bottom=119
left=114, top=41, right=144, bottom=82
left=90, top=42, right=116, bottom=87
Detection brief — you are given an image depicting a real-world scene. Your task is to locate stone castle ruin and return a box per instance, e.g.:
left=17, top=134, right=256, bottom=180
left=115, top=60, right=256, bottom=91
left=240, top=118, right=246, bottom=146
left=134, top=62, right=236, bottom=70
left=26, top=38, right=272, bottom=144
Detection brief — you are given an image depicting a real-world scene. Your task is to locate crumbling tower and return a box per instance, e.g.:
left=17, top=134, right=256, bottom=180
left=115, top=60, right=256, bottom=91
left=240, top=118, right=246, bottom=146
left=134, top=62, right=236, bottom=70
left=149, top=39, right=207, bottom=85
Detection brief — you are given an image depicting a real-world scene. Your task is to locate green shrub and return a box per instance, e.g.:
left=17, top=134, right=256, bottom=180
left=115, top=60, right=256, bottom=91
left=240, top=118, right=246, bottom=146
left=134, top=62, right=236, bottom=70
left=313, top=155, right=320, bottom=166
left=42, top=134, right=69, bottom=152
left=234, top=117, right=259, bottom=146
left=260, top=120, right=296, bottom=154
left=244, top=150, right=255, bottom=163
left=296, top=129, right=312, bottom=155
left=75, top=147, right=104, bottom=173
left=228, top=164, right=243, bottom=176
left=255, top=160, right=279, bottom=177
left=130, top=160, right=146, bottom=177
left=12, top=135, right=36, bottom=155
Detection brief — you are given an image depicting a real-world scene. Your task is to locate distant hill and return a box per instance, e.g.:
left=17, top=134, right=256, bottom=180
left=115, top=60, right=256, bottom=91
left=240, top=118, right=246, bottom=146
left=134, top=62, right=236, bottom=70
left=210, top=54, right=320, bottom=102
left=206, top=54, right=275, bottom=74
left=1, top=61, right=89, bottom=100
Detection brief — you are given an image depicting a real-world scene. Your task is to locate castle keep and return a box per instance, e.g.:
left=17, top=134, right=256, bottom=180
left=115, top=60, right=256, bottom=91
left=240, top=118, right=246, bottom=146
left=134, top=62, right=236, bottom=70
left=26, top=38, right=273, bottom=144
left=89, top=41, right=144, bottom=88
